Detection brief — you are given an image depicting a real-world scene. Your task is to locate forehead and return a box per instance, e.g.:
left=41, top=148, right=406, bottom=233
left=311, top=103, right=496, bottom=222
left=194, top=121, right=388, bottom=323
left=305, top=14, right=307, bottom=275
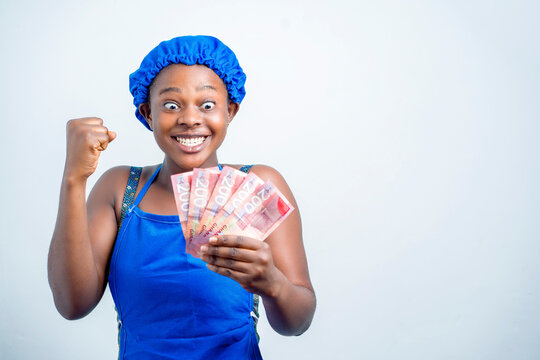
left=150, top=64, right=227, bottom=93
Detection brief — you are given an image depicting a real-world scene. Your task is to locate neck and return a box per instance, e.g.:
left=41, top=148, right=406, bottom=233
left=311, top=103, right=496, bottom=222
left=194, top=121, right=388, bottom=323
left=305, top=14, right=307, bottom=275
left=157, top=156, right=220, bottom=190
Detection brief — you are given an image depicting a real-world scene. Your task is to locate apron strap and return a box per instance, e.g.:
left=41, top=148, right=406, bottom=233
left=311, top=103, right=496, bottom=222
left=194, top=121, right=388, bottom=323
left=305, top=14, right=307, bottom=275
left=119, top=166, right=143, bottom=230
left=131, top=164, right=162, bottom=210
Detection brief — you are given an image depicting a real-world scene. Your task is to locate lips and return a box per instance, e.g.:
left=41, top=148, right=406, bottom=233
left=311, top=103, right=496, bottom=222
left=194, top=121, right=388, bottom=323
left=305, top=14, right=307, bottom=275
left=172, top=134, right=210, bottom=153
left=175, top=136, right=206, bottom=146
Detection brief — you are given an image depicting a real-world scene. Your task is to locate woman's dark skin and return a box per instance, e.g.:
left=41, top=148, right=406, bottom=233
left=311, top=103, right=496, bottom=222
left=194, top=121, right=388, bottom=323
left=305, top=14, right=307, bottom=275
left=48, top=64, right=316, bottom=336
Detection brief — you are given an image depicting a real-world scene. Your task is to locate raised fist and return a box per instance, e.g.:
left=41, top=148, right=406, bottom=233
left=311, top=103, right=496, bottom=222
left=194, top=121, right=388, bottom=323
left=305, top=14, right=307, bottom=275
left=64, top=117, right=116, bottom=181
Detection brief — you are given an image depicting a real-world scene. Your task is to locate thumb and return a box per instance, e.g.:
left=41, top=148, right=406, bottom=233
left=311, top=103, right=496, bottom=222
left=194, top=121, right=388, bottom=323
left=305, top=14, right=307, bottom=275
left=108, top=131, right=117, bottom=142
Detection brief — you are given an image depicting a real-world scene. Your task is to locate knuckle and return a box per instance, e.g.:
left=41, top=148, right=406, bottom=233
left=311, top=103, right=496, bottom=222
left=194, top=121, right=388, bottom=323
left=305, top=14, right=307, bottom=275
left=229, top=247, right=238, bottom=257
left=259, top=253, right=270, bottom=265
left=225, top=258, right=234, bottom=268
left=236, top=236, right=244, bottom=246
left=67, top=119, right=81, bottom=133
left=251, top=266, right=263, bottom=281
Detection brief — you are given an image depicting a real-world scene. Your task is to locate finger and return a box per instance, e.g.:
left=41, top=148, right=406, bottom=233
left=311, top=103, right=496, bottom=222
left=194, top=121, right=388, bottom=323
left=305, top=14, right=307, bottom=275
left=206, top=263, right=247, bottom=282
left=96, top=140, right=107, bottom=151
left=80, top=117, right=104, bottom=125
left=201, top=254, right=251, bottom=273
left=87, top=123, right=109, bottom=133
left=108, top=130, right=117, bottom=142
left=94, top=132, right=112, bottom=151
left=201, top=244, right=257, bottom=263
left=209, top=235, right=261, bottom=250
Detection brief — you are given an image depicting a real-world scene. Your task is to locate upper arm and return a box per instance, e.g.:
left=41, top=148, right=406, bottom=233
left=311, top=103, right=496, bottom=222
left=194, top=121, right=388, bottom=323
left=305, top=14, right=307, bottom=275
left=86, top=166, right=130, bottom=293
left=249, top=165, right=314, bottom=292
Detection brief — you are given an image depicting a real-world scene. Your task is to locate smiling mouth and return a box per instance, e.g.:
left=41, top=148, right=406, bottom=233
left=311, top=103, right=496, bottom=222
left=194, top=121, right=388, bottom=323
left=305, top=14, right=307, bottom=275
left=174, top=136, right=208, bottom=146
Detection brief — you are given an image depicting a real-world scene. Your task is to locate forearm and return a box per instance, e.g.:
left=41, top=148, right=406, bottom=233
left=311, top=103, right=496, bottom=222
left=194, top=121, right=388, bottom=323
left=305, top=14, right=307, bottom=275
left=262, top=269, right=316, bottom=336
left=47, top=176, right=101, bottom=319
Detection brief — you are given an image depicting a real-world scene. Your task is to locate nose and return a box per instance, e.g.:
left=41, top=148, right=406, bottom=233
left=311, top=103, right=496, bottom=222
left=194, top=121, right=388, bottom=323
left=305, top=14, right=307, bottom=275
left=178, top=105, right=202, bottom=127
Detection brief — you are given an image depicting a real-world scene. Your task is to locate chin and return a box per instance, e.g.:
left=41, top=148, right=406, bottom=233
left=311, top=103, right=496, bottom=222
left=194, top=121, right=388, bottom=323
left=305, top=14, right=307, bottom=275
left=166, top=154, right=217, bottom=172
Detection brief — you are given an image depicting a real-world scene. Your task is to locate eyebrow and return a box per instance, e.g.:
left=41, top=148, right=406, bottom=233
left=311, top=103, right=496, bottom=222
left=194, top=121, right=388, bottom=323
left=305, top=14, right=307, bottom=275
left=196, top=84, right=218, bottom=92
left=158, top=84, right=218, bottom=96
left=159, top=87, right=182, bottom=95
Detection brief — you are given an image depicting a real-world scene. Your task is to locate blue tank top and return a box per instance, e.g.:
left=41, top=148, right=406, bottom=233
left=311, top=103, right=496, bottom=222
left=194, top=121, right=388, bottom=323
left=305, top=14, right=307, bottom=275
left=108, top=165, right=263, bottom=359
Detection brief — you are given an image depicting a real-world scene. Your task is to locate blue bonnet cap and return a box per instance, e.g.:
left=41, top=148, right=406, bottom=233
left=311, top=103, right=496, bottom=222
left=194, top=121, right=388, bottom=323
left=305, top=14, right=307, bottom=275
left=129, top=35, right=246, bottom=131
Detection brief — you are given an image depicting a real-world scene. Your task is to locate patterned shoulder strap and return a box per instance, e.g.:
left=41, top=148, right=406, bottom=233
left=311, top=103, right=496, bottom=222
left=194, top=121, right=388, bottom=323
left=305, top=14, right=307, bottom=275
left=115, top=166, right=142, bottom=352
left=239, top=165, right=260, bottom=342
left=118, top=166, right=143, bottom=229
left=239, top=164, right=253, bottom=173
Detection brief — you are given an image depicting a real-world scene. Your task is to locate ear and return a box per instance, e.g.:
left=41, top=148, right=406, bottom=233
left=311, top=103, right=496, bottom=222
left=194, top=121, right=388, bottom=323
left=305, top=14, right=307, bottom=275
left=227, top=101, right=240, bottom=125
left=138, top=103, right=152, bottom=130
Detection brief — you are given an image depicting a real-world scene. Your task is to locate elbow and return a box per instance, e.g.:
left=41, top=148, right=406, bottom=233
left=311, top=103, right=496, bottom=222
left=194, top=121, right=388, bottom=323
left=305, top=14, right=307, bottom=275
left=292, top=307, right=316, bottom=337
left=59, top=309, right=83, bottom=321
left=274, top=291, right=317, bottom=336
left=48, top=268, right=100, bottom=320
left=274, top=318, right=314, bottom=337
left=294, top=318, right=314, bottom=336
left=292, top=290, right=317, bottom=336
left=49, top=281, right=97, bottom=321
left=53, top=297, right=94, bottom=320
left=56, top=301, right=87, bottom=320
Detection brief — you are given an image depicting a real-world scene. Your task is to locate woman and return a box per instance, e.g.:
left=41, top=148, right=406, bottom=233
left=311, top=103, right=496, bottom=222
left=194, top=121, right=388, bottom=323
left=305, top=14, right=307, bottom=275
left=48, top=35, right=316, bottom=359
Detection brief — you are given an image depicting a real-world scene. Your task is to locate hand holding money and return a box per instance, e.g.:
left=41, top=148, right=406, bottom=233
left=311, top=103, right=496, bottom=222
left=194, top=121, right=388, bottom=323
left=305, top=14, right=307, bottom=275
left=200, top=235, right=285, bottom=297
left=171, top=166, right=294, bottom=258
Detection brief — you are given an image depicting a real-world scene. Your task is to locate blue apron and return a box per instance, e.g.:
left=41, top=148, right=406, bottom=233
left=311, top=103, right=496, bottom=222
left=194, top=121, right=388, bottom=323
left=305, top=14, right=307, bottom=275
left=108, top=165, right=262, bottom=359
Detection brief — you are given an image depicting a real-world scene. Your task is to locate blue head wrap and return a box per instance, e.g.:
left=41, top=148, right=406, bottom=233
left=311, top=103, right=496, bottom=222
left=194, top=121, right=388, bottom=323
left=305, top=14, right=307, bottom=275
left=129, top=35, right=246, bottom=131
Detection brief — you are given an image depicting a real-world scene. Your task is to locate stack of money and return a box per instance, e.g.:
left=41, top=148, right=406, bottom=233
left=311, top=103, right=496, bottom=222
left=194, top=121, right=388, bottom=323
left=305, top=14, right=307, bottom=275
left=171, top=166, right=294, bottom=258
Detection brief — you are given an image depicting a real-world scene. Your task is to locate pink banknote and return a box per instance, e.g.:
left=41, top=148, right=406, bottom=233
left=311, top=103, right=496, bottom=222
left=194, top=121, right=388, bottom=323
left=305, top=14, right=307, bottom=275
left=198, top=166, right=247, bottom=236
left=170, top=172, right=193, bottom=242
left=219, top=180, right=295, bottom=240
left=171, top=168, right=296, bottom=259
left=202, top=172, right=265, bottom=238
left=237, top=185, right=294, bottom=240
left=185, top=167, right=220, bottom=254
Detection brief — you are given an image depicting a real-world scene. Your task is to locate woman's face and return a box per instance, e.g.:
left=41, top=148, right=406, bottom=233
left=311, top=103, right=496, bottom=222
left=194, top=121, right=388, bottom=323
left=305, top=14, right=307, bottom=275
left=140, top=64, right=238, bottom=172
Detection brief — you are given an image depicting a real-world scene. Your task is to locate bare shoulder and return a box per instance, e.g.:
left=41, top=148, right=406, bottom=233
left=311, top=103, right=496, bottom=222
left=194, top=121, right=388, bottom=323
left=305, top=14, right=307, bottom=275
left=226, top=164, right=288, bottom=184
left=224, top=163, right=294, bottom=200
left=88, top=166, right=135, bottom=222
left=91, top=166, right=132, bottom=197
left=250, top=164, right=293, bottom=195
left=91, top=165, right=159, bottom=217
left=96, top=165, right=133, bottom=184
left=248, top=164, right=284, bottom=180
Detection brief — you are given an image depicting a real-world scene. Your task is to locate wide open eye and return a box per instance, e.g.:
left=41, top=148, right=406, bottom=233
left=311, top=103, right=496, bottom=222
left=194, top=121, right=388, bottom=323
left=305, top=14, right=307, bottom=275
left=201, top=101, right=215, bottom=111
left=164, top=102, right=179, bottom=110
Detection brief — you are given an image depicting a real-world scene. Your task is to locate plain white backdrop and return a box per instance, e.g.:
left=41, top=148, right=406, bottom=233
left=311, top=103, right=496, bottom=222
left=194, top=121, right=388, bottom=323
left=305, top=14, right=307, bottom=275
left=1, top=0, right=539, bottom=359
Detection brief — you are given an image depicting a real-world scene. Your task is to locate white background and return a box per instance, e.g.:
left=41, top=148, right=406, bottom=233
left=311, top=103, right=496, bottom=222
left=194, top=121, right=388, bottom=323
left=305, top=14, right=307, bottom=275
left=1, top=0, right=539, bottom=359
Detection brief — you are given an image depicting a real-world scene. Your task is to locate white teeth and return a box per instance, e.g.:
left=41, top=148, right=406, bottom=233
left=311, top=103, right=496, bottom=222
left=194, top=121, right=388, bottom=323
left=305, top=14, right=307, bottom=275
left=175, top=136, right=206, bottom=146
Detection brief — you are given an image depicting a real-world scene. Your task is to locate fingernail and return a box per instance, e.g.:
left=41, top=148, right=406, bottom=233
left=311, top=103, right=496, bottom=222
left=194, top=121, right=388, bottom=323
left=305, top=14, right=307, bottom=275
left=201, top=245, right=208, bottom=253
left=209, top=236, right=217, bottom=244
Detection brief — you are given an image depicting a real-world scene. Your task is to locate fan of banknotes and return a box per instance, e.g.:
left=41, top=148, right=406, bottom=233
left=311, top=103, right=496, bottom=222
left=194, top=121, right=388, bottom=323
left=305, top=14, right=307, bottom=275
left=171, top=166, right=294, bottom=258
